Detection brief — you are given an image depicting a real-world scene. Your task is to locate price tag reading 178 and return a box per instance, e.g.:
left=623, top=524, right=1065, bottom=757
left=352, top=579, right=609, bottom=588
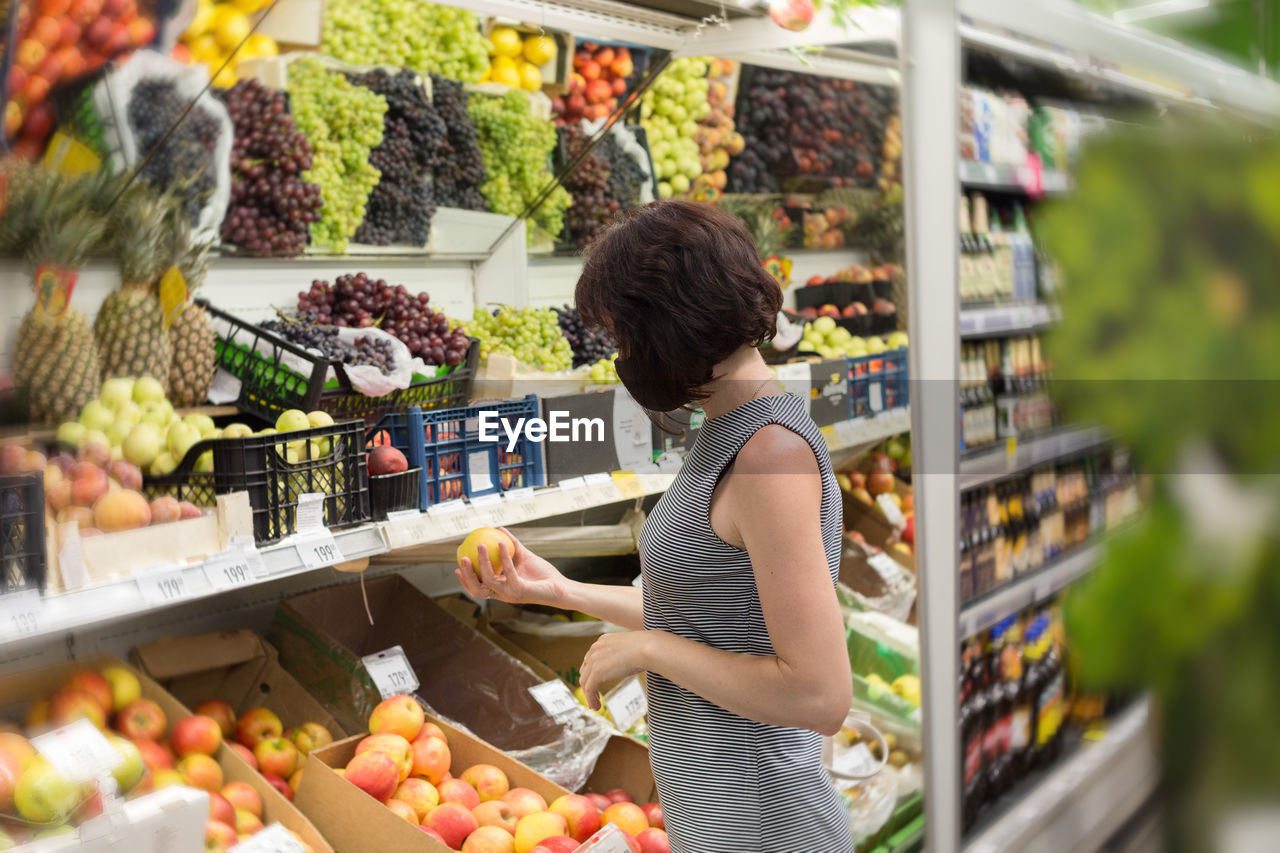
left=362, top=646, right=420, bottom=700
left=603, top=676, right=647, bottom=732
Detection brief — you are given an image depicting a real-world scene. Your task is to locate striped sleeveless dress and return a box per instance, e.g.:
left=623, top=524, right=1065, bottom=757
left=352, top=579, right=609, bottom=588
left=640, top=394, right=853, bottom=853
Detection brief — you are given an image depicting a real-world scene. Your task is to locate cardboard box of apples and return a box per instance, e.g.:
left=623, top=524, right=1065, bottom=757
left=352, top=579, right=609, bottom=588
left=296, top=693, right=670, bottom=853
left=0, top=656, right=328, bottom=850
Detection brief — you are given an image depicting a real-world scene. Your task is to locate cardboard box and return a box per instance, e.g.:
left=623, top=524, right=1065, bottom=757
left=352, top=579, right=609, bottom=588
left=0, top=656, right=332, bottom=853
left=842, top=475, right=915, bottom=573
left=269, top=576, right=614, bottom=791
left=585, top=735, right=658, bottom=804
left=130, top=629, right=348, bottom=741
left=295, top=716, right=570, bottom=853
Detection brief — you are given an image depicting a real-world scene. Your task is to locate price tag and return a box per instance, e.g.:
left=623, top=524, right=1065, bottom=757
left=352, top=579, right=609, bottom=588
left=869, top=380, right=885, bottom=413
left=528, top=680, right=579, bottom=719
left=204, top=549, right=255, bottom=591
left=603, top=676, right=647, bottom=732
left=362, top=646, right=420, bottom=699
left=0, top=589, right=42, bottom=641
left=385, top=512, right=435, bottom=550
left=33, top=719, right=123, bottom=782
left=208, top=368, right=244, bottom=405
left=876, top=493, right=906, bottom=529
left=295, top=530, right=342, bottom=570
left=833, top=419, right=860, bottom=448
left=1005, top=436, right=1019, bottom=469
left=585, top=472, right=621, bottom=505
left=560, top=477, right=591, bottom=510
left=503, top=487, right=538, bottom=522
left=611, top=471, right=645, bottom=499
left=428, top=500, right=471, bottom=536
left=471, top=493, right=505, bottom=526
left=831, top=741, right=878, bottom=779
left=867, top=552, right=907, bottom=586
left=577, top=826, right=639, bottom=853
left=136, top=566, right=194, bottom=606
left=231, top=823, right=307, bottom=853
left=295, top=493, right=327, bottom=532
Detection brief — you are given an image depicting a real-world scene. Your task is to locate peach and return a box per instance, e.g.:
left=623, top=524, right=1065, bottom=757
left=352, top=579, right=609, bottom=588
left=410, top=733, right=450, bottom=784
left=425, top=802, right=479, bottom=849
left=235, top=808, right=264, bottom=836
left=368, top=694, right=424, bottom=742
left=464, top=825, right=516, bottom=853
left=386, top=798, right=419, bottom=825
left=193, top=700, right=236, bottom=739
left=602, top=802, right=648, bottom=836
left=180, top=501, right=203, bottom=519
left=206, top=819, right=238, bottom=851
left=236, top=707, right=282, bottom=749
left=147, top=495, right=180, bottom=523
left=289, top=721, right=333, bottom=755
left=550, top=794, right=601, bottom=842
left=253, top=737, right=298, bottom=779
left=263, top=772, right=293, bottom=801
left=64, top=670, right=112, bottom=714
left=414, top=722, right=447, bottom=744
left=70, top=465, right=108, bottom=506
left=461, top=763, right=509, bottom=802
left=635, top=828, right=670, bottom=853
left=356, top=733, right=412, bottom=781
left=394, top=777, right=439, bottom=822
left=220, top=782, right=262, bottom=818
left=92, top=489, right=150, bottom=532
left=640, top=802, right=663, bottom=829
left=439, top=777, right=481, bottom=810
left=503, top=787, right=549, bottom=819
left=208, top=791, right=236, bottom=826
left=177, top=753, right=222, bottom=792
left=473, top=799, right=518, bottom=834
left=529, top=839, right=579, bottom=853
left=117, top=699, right=166, bottom=741
left=172, top=715, right=222, bottom=757
left=230, top=742, right=257, bottom=770
left=45, top=480, right=71, bottom=512
left=106, top=459, right=142, bottom=490
left=49, top=687, right=106, bottom=728
left=344, top=750, right=398, bottom=801
left=132, top=738, right=172, bottom=771
left=514, top=811, right=569, bottom=853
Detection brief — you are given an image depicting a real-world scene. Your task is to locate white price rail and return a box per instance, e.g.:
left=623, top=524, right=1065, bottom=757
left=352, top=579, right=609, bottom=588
left=428, top=500, right=473, bottom=537
left=0, top=589, right=43, bottom=642
left=135, top=565, right=200, bottom=606
left=203, top=548, right=257, bottom=591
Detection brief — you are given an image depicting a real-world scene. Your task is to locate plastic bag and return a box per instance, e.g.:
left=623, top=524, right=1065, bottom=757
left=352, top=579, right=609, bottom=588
left=92, top=50, right=232, bottom=243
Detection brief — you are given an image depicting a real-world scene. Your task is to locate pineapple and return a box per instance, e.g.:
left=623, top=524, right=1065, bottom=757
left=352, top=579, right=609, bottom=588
left=94, top=187, right=180, bottom=387
left=167, top=240, right=216, bottom=407
left=13, top=210, right=108, bottom=425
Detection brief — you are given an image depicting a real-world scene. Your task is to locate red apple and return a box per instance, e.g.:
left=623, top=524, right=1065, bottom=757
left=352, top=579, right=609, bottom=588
left=205, top=819, right=237, bottom=852
left=426, top=802, right=479, bottom=849
left=640, top=802, right=664, bottom=829
left=636, top=828, right=670, bottom=853
left=368, top=694, right=423, bottom=741
left=63, top=671, right=112, bottom=716
left=367, top=446, right=409, bottom=477
left=530, top=839, right=580, bottom=853
left=604, top=789, right=633, bottom=804
left=172, top=715, right=222, bottom=757
left=550, top=794, right=601, bottom=842
left=585, top=792, right=612, bottom=812
left=229, top=742, right=257, bottom=770
left=438, top=777, right=480, bottom=811
left=193, top=700, right=236, bottom=739
left=235, top=707, right=281, bottom=749
left=503, top=787, right=549, bottom=819
left=50, top=687, right=106, bottom=728
left=220, top=781, right=262, bottom=818
left=253, top=737, right=298, bottom=779
left=208, top=792, right=236, bottom=826
left=263, top=772, right=293, bottom=801
left=344, top=750, right=398, bottom=801
left=132, top=737, right=172, bottom=771
left=472, top=799, right=516, bottom=834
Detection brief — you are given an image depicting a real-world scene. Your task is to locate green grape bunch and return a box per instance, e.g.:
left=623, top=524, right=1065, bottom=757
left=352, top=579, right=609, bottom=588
left=287, top=58, right=388, bottom=252
left=322, top=0, right=488, bottom=82
left=467, top=90, right=571, bottom=243
left=464, top=305, right=574, bottom=372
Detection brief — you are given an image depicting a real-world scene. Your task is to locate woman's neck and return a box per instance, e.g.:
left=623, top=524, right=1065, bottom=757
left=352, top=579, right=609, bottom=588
left=700, top=347, right=782, bottom=419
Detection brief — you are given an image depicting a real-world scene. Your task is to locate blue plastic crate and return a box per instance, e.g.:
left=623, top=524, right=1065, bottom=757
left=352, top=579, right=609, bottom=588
left=370, top=396, right=545, bottom=510
left=848, top=348, right=909, bottom=419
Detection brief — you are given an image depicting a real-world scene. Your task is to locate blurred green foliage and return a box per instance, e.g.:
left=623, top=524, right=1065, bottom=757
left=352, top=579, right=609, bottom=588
left=1041, top=119, right=1280, bottom=850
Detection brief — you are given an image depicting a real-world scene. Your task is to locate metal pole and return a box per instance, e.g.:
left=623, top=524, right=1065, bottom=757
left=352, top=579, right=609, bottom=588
left=900, top=0, right=962, bottom=849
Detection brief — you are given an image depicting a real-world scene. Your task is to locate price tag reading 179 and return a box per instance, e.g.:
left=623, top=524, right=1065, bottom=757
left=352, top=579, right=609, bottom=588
left=362, top=646, right=420, bottom=700
left=136, top=567, right=194, bottom=606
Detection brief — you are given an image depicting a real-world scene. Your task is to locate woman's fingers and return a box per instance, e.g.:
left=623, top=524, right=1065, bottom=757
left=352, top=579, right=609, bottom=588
left=475, top=545, right=505, bottom=591
left=455, top=560, right=484, bottom=598
left=497, top=539, right=517, bottom=577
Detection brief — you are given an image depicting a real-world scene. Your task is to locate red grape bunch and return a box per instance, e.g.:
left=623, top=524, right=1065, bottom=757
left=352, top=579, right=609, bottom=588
left=217, top=79, right=323, bottom=256
left=296, top=273, right=471, bottom=367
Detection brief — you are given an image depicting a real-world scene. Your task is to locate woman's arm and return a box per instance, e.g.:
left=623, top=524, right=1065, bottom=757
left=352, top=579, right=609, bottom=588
left=580, top=427, right=853, bottom=735
left=454, top=530, right=645, bottom=631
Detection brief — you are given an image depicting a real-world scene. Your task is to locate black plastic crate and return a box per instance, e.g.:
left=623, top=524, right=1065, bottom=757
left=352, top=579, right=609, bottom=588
left=205, top=301, right=478, bottom=424
left=369, top=468, right=420, bottom=520
left=144, top=420, right=371, bottom=544
left=0, top=473, right=46, bottom=593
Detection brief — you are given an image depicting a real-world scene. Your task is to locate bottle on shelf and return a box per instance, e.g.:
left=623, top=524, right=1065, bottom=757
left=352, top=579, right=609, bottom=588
left=960, top=638, right=987, bottom=832
left=982, top=619, right=1014, bottom=799
left=959, top=196, right=978, bottom=304
left=971, top=193, right=1000, bottom=302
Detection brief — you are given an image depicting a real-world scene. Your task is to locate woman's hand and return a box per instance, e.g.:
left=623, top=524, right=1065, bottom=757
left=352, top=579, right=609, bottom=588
left=454, top=528, right=567, bottom=608
left=580, top=630, right=663, bottom=711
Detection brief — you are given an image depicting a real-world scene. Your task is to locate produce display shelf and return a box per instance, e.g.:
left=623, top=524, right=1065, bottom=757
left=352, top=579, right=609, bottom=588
left=959, top=159, right=1071, bottom=196
left=823, top=407, right=912, bottom=454
left=958, top=541, right=1101, bottom=637
left=959, top=425, right=1110, bottom=491
left=963, top=698, right=1157, bottom=853
left=959, top=302, right=1061, bottom=338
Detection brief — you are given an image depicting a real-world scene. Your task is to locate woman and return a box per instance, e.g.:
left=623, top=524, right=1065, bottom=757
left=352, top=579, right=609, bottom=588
left=456, top=200, right=854, bottom=852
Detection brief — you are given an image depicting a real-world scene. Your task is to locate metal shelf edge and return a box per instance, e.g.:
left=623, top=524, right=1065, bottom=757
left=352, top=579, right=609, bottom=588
left=959, top=425, right=1109, bottom=490
left=958, top=542, right=1100, bottom=637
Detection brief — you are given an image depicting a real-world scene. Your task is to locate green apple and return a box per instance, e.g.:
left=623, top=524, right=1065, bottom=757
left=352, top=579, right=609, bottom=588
left=123, top=423, right=162, bottom=468
left=866, top=337, right=887, bottom=354
left=110, top=446, right=123, bottom=461
left=275, top=410, right=311, bottom=433
left=204, top=428, right=223, bottom=440
left=670, top=174, right=690, bottom=194
left=56, top=421, right=86, bottom=447
left=222, top=423, right=254, bottom=439
left=132, top=376, right=166, bottom=405
left=108, top=735, right=145, bottom=791
left=813, top=316, right=837, bottom=335
left=166, top=422, right=201, bottom=461
left=99, top=377, right=135, bottom=410
left=886, top=331, right=909, bottom=349
left=798, top=341, right=816, bottom=353
left=79, top=400, right=114, bottom=432
left=183, top=413, right=215, bottom=435
left=256, top=428, right=276, bottom=436
left=104, top=421, right=131, bottom=448
left=657, top=181, right=673, bottom=199
left=306, top=410, right=335, bottom=428
left=114, top=400, right=141, bottom=427
left=14, top=757, right=81, bottom=824
left=33, top=826, right=74, bottom=839
left=195, top=451, right=214, bottom=473
left=150, top=452, right=176, bottom=477
left=139, top=401, right=169, bottom=428
left=80, top=429, right=109, bottom=450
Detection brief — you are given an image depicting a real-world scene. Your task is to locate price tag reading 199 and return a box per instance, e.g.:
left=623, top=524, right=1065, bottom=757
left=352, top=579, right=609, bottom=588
left=204, top=549, right=255, bottom=591
left=0, top=590, right=42, bottom=641
left=295, top=530, right=343, bottom=570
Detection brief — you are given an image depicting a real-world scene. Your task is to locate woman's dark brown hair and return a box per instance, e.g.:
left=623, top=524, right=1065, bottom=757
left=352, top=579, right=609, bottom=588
left=575, top=200, right=782, bottom=410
